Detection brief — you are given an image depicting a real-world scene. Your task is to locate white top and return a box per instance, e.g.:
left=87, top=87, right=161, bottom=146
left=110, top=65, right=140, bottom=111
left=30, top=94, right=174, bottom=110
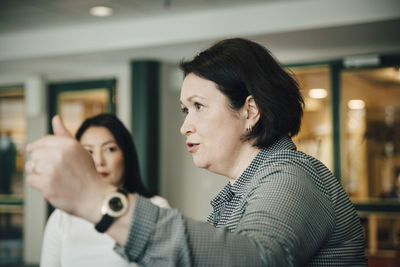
left=40, top=196, right=170, bottom=267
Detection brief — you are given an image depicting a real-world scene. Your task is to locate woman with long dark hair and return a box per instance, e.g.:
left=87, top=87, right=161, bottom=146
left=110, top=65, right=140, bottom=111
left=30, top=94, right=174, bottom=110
left=40, top=114, right=168, bottom=267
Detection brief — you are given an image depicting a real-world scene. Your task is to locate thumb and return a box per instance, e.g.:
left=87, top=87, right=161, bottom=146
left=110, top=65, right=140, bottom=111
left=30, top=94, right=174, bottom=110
left=52, top=115, right=73, bottom=138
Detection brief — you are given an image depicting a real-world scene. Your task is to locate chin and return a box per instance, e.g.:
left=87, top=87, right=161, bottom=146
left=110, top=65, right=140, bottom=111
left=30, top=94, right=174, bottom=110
left=192, top=157, right=210, bottom=170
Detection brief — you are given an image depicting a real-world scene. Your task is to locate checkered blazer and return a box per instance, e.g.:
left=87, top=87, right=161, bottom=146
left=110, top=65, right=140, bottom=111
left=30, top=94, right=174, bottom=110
left=116, top=136, right=367, bottom=266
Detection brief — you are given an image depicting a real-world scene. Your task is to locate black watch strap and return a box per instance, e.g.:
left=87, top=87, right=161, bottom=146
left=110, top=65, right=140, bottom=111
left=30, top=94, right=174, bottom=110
left=95, top=188, right=128, bottom=233
left=95, top=214, right=114, bottom=233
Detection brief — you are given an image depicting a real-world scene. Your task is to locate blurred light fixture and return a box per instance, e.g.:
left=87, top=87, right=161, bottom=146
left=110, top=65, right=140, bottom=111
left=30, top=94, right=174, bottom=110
left=90, top=6, right=113, bottom=17
left=347, top=99, right=365, bottom=110
left=308, top=88, right=327, bottom=99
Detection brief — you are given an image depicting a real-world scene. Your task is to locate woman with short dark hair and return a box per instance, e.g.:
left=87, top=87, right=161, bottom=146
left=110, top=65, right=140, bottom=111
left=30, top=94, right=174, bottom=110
left=180, top=38, right=304, bottom=148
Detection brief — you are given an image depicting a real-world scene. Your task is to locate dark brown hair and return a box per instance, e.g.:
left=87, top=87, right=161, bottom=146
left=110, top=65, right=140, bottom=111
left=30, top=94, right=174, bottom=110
left=75, top=113, right=153, bottom=197
left=180, top=38, right=304, bottom=148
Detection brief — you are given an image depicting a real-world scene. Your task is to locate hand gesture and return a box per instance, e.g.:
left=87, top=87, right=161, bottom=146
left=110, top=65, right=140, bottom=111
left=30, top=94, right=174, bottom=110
left=26, top=115, right=114, bottom=223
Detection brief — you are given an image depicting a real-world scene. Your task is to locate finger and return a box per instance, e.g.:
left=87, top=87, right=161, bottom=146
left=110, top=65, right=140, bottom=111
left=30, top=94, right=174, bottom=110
left=26, top=172, right=47, bottom=194
left=26, top=135, right=71, bottom=152
left=25, top=160, right=35, bottom=173
left=52, top=115, right=72, bottom=138
left=28, top=149, right=61, bottom=174
left=29, top=145, right=61, bottom=160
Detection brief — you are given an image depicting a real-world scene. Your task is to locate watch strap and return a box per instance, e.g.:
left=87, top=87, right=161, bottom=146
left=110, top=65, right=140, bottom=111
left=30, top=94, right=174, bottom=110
left=95, top=188, right=128, bottom=233
left=95, top=213, right=114, bottom=233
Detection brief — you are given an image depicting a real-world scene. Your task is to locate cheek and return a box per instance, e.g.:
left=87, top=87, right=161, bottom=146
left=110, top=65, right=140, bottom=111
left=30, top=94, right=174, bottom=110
left=197, top=119, right=220, bottom=141
left=111, top=156, right=125, bottom=185
left=204, top=122, right=242, bottom=145
left=108, top=154, right=124, bottom=173
left=115, top=156, right=124, bottom=173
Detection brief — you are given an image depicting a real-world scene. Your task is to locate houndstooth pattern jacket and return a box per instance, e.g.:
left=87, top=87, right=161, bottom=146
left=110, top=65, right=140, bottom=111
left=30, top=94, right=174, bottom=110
left=115, top=135, right=367, bottom=266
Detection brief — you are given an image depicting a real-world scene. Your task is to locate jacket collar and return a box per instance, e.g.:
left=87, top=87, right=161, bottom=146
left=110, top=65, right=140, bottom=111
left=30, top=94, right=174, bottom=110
left=211, top=135, right=297, bottom=207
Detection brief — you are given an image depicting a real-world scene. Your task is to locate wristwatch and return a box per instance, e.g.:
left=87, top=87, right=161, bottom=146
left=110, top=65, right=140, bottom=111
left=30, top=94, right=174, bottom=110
left=95, top=188, right=128, bottom=233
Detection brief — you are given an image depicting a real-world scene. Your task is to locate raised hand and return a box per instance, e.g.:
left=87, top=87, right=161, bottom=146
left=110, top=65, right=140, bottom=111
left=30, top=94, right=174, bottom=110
left=26, top=115, right=115, bottom=223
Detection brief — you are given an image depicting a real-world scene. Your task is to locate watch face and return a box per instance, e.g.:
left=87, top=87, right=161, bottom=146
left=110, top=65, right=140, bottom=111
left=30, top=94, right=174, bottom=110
left=102, top=191, right=128, bottom=217
left=109, top=196, right=123, bottom=212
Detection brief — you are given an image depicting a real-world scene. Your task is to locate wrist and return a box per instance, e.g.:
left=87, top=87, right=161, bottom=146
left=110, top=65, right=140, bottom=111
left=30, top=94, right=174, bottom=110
left=105, top=193, right=136, bottom=244
left=95, top=188, right=129, bottom=233
left=77, top=182, right=117, bottom=224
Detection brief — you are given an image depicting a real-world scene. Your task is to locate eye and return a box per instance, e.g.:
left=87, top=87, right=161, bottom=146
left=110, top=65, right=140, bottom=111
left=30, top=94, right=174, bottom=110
left=105, top=147, right=117, bottom=153
left=194, top=102, right=204, bottom=111
left=181, top=107, right=188, bottom=115
left=85, top=149, right=93, bottom=155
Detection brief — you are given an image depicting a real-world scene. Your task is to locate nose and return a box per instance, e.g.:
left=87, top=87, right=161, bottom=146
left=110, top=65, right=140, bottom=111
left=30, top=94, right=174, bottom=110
left=92, top=150, right=106, bottom=167
left=180, top=115, right=194, bottom=136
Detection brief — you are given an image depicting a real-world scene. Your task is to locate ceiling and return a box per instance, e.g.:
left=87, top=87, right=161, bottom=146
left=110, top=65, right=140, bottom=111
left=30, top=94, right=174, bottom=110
left=0, top=0, right=284, bottom=34
left=0, top=0, right=399, bottom=80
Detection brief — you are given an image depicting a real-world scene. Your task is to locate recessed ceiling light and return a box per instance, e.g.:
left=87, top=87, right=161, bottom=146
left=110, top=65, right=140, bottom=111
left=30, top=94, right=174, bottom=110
left=90, top=6, right=113, bottom=17
left=347, top=99, right=365, bottom=110
left=308, top=88, right=327, bottom=99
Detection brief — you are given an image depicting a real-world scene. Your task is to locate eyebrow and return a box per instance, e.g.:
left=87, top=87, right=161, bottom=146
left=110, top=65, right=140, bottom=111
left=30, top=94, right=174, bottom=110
left=82, top=140, right=117, bottom=147
left=180, top=94, right=206, bottom=104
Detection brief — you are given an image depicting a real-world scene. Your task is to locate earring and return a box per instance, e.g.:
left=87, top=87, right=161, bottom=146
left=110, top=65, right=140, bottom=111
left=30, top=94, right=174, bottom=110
left=246, top=126, right=253, bottom=133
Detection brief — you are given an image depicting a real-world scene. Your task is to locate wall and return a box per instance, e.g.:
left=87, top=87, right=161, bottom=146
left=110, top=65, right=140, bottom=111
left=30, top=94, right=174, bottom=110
left=160, top=64, right=227, bottom=220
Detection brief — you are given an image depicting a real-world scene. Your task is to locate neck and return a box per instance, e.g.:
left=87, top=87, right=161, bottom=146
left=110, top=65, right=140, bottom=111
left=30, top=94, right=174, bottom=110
left=226, top=144, right=260, bottom=184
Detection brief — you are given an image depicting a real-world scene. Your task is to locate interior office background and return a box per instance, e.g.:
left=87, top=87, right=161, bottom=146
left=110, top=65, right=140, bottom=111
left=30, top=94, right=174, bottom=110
left=0, top=0, right=400, bottom=266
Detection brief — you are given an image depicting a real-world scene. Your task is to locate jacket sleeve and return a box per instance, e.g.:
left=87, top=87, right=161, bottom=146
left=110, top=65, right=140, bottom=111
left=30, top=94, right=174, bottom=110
left=114, top=162, right=334, bottom=267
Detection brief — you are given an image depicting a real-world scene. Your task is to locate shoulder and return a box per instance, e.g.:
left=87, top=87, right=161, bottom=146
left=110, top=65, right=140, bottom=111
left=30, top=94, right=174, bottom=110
left=47, top=209, right=69, bottom=224
left=45, top=209, right=72, bottom=235
left=257, top=149, right=312, bottom=177
left=252, top=149, right=332, bottom=198
left=252, top=151, right=339, bottom=217
left=150, top=195, right=170, bottom=208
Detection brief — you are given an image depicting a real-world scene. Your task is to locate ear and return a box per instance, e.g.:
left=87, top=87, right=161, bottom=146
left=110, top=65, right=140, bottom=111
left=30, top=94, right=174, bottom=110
left=244, top=95, right=260, bottom=128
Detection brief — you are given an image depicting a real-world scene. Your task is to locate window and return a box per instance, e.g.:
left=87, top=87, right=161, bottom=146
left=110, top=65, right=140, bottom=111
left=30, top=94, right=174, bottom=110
left=290, top=65, right=333, bottom=171
left=0, top=87, right=25, bottom=265
left=290, top=59, right=400, bottom=260
left=57, top=89, right=110, bottom=135
left=48, top=79, right=116, bottom=135
left=341, top=66, right=400, bottom=256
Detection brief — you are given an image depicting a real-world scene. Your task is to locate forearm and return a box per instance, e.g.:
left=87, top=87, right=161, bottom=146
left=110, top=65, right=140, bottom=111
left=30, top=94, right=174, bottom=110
left=105, top=194, right=136, bottom=245
left=76, top=182, right=136, bottom=246
left=115, top=196, right=266, bottom=266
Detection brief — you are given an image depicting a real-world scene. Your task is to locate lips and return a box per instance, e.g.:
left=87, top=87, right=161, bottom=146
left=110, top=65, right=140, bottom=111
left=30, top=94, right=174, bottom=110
left=186, top=142, right=200, bottom=152
left=98, top=172, right=109, bottom=178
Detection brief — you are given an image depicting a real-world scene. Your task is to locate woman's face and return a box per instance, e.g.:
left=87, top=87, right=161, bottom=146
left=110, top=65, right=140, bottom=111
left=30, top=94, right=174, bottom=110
left=79, top=126, right=124, bottom=187
left=180, top=73, right=248, bottom=176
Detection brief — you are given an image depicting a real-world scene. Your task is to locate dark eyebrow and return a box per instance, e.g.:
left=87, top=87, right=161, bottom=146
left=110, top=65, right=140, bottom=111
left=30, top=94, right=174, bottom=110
left=81, top=140, right=117, bottom=147
left=180, top=94, right=206, bottom=104
left=101, top=140, right=117, bottom=146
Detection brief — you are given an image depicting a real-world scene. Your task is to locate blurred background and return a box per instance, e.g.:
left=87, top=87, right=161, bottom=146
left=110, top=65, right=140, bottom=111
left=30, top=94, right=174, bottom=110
left=0, top=0, right=400, bottom=266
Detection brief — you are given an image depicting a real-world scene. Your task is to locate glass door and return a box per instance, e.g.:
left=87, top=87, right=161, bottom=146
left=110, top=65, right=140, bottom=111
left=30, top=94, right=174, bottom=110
left=341, top=65, right=400, bottom=257
left=0, top=86, right=25, bottom=265
left=48, top=79, right=116, bottom=136
left=290, top=57, right=400, bottom=263
left=290, top=65, right=334, bottom=171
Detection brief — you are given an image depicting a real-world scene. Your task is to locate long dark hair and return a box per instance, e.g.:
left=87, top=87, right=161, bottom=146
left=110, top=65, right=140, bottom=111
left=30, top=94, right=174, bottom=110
left=180, top=38, right=304, bottom=148
left=75, top=113, right=153, bottom=197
